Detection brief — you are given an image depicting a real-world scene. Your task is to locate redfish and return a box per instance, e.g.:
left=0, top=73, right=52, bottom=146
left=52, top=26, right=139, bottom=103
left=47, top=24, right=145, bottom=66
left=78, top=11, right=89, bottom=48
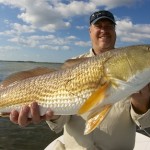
left=0, top=45, right=150, bottom=134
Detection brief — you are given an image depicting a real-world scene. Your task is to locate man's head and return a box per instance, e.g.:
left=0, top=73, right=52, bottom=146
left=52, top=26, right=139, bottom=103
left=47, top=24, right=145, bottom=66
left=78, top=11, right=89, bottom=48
left=89, top=10, right=116, bottom=55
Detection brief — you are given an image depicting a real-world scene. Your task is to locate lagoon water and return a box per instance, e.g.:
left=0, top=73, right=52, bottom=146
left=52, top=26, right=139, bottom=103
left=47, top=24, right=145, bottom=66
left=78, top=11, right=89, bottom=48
left=0, top=61, right=62, bottom=150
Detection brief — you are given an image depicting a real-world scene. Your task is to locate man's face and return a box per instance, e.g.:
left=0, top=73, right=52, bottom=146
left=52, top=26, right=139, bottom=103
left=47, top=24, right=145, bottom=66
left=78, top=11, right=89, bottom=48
left=89, top=19, right=116, bottom=54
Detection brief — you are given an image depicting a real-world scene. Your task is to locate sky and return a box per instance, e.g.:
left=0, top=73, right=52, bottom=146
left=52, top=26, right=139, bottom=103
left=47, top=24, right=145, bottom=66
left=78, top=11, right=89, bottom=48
left=0, top=0, right=150, bottom=63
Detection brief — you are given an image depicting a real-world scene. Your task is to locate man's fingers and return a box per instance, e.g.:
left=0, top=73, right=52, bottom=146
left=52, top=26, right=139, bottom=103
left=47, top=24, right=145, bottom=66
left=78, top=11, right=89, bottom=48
left=41, top=110, right=60, bottom=121
left=30, top=102, right=41, bottom=124
left=9, top=102, right=60, bottom=126
left=45, top=110, right=54, bottom=120
left=18, top=105, right=30, bottom=127
left=139, top=84, right=150, bottom=97
left=10, top=110, right=19, bottom=124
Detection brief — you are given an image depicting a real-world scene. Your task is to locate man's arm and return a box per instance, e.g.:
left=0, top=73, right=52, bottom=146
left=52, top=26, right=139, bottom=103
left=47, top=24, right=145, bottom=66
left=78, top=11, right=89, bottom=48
left=131, top=83, right=150, bottom=128
left=131, top=83, right=150, bottom=114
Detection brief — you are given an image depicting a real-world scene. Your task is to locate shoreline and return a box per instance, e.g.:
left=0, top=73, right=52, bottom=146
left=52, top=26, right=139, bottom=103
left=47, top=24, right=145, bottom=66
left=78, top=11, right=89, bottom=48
left=0, top=60, right=62, bottom=64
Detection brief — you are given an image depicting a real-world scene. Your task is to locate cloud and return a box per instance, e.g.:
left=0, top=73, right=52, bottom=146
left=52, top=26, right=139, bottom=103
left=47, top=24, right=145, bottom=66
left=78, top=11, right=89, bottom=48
left=55, top=1, right=96, bottom=17
left=0, top=0, right=71, bottom=32
left=0, top=22, right=35, bottom=36
left=0, top=30, right=16, bottom=36
left=116, top=18, right=150, bottom=43
left=75, top=41, right=91, bottom=47
left=76, top=25, right=88, bottom=30
left=8, top=34, right=77, bottom=49
left=90, top=0, right=140, bottom=9
left=0, top=0, right=148, bottom=59
left=0, top=0, right=140, bottom=32
left=8, top=36, right=39, bottom=47
left=66, top=36, right=76, bottom=40
left=40, top=45, right=70, bottom=51
left=0, top=46, right=20, bottom=52
left=12, top=23, right=35, bottom=33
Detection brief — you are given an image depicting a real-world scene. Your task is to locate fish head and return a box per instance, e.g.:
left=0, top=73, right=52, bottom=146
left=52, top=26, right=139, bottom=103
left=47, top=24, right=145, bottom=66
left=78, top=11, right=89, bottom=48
left=128, top=45, right=150, bottom=71
left=104, top=45, right=150, bottom=82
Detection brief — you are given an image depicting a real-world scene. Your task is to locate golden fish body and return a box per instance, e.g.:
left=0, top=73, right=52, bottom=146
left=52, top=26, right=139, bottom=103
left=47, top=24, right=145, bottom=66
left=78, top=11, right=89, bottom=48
left=0, top=45, right=150, bottom=134
left=0, top=59, right=102, bottom=115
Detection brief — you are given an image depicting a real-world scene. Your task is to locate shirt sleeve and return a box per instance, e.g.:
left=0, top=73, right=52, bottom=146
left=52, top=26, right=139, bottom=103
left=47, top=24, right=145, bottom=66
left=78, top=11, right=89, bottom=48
left=46, top=115, right=71, bottom=133
left=130, top=105, right=150, bottom=129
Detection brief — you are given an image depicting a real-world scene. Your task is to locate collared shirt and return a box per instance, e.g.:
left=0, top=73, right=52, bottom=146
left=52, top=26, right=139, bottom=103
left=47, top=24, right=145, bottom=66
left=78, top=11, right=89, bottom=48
left=72, top=48, right=95, bottom=59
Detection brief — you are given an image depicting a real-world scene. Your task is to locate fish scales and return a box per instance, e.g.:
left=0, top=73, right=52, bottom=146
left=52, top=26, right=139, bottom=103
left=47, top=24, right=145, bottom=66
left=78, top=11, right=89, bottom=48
left=0, top=54, right=104, bottom=115
left=0, top=45, right=150, bottom=134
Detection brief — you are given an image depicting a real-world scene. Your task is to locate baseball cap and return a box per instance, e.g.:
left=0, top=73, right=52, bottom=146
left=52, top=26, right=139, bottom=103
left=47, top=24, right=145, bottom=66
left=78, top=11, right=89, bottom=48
left=90, top=10, right=116, bottom=25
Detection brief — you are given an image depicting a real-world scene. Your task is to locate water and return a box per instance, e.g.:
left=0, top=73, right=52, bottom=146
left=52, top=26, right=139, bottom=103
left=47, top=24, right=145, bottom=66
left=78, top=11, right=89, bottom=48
left=0, top=61, right=62, bottom=150
left=0, top=61, right=62, bottom=81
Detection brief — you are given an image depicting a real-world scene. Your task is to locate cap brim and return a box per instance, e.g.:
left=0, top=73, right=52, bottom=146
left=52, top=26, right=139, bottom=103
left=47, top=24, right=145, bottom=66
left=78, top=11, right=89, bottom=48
left=91, top=16, right=116, bottom=25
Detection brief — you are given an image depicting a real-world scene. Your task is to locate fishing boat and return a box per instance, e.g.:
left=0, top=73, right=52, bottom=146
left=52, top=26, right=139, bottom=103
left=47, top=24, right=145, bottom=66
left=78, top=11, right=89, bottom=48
left=44, top=132, right=150, bottom=150
left=134, top=132, right=150, bottom=150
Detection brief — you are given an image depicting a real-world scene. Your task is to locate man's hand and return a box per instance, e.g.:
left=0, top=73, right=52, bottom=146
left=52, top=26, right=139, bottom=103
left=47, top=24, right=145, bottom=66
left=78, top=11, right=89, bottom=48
left=9, top=102, right=60, bottom=127
left=131, top=83, right=150, bottom=114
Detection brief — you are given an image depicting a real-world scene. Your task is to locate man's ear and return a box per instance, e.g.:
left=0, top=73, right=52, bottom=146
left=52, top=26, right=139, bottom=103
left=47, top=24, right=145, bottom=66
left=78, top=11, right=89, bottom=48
left=89, top=26, right=91, bottom=33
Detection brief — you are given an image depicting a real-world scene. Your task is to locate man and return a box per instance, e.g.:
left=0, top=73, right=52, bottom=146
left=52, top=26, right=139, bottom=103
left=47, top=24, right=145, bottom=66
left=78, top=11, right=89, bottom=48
left=10, top=10, right=150, bottom=150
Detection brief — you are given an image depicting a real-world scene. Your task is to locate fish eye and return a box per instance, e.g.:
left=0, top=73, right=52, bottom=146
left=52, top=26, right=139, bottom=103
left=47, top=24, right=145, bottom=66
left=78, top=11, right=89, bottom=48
left=144, top=45, right=150, bottom=52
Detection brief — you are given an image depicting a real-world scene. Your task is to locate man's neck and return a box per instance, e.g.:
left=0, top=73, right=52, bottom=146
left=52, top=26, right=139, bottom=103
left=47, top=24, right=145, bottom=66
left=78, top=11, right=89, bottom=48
left=92, top=47, right=114, bottom=55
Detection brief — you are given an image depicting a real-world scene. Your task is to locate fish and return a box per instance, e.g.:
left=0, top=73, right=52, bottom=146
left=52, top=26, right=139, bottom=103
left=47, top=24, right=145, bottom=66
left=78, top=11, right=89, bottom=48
left=0, top=45, right=150, bottom=134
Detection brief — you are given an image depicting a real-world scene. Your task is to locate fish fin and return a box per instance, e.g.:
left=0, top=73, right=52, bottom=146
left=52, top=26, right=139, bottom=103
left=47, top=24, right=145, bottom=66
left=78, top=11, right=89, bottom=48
left=0, top=67, right=56, bottom=89
left=0, top=112, right=10, bottom=117
left=62, top=58, right=89, bottom=69
left=78, top=82, right=110, bottom=115
left=84, top=104, right=112, bottom=135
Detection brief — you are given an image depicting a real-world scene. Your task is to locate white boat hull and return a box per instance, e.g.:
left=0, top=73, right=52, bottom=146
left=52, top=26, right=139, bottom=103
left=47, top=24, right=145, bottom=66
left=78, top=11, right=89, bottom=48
left=44, top=132, right=150, bottom=150
left=133, top=132, right=150, bottom=150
